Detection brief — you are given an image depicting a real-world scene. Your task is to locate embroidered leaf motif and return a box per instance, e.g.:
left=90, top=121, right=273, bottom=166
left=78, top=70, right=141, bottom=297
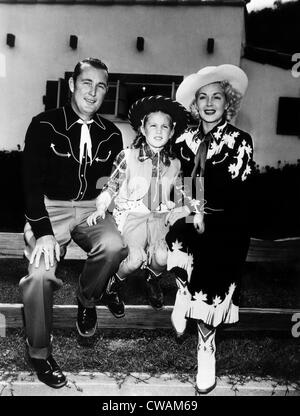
left=212, top=295, right=222, bottom=307
left=207, top=141, right=220, bottom=159
left=223, top=133, right=236, bottom=149
left=245, top=165, right=252, bottom=175
left=171, top=240, right=183, bottom=252
left=213, top=130, right=222, bottom=141
left=231, top=131, right=240, bottom=139
left=193, top=290, right=208, bottom=302
left=245, top=144, right=253, bottom=155
left=228, top=139, right=253, bottom=180
left=241, top=164, right=252, bottom=181
left=190, top=199, right=201, bottom=209
left=228, top=163, right=237, bottom=174
left=210, top=141, right=219, bottom=152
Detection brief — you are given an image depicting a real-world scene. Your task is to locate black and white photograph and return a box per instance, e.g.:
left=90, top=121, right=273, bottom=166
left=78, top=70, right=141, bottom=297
left=0, top=0, right=299, bottom=402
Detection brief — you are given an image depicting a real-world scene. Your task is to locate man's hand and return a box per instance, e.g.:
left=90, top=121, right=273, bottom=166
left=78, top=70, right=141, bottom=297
left=165, top=206, right=190, bottom=227
left=193, top=213, right=205, bottom=234
left=30, top=235, right=60, bottom=270
left=86, top=204, right=107, bottom=226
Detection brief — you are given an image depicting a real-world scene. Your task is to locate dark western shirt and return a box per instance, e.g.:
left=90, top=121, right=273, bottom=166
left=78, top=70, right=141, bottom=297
left=23, top=105, right=123, bottom=239
left=174, top=119, right=255, bottom=228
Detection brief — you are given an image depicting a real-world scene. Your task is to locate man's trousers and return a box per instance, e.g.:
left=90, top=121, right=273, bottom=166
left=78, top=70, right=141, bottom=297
left=20, top=198, right=128, bottom=359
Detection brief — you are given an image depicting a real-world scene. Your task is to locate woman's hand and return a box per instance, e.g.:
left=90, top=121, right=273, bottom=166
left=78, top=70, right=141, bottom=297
left=87, top=204, right=107, bottom=226
left=165, top=205, right=190, bottom=226
left=193, top=213, right=205, bottom=234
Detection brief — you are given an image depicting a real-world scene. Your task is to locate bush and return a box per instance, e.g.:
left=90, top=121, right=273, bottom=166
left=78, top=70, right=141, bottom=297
left=0, top=151, right=25, bottom=231
left=248, top=160, right=300, bottom=239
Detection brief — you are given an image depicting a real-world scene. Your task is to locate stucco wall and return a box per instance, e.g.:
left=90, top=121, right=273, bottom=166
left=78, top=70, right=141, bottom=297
left=0, top=4, right=244, bottom=150
left=239, top=59, right=300, bottom=168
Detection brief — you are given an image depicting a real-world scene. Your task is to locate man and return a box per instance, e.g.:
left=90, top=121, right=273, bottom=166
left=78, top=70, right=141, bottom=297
left=21, top=58, right=128, bottom=388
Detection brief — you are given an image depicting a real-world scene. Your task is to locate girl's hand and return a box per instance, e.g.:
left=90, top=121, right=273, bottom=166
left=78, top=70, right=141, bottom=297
left=193, top=213, right=205, bottom=234
left=165, top=205, right=190, bottom=226
left=87, top=204, right=107, bottom=226
left=165, top=200, right=176, bottom=210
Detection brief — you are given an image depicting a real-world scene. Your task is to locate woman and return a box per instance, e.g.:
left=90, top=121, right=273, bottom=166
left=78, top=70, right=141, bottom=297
left=166, top=65, right=254, bottom=394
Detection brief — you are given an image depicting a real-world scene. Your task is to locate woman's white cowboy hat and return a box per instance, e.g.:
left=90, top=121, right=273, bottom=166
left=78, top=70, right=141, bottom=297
left=176, top=64, right=248, bottom=110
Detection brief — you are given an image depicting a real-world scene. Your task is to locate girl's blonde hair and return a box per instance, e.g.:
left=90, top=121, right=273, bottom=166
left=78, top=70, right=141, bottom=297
left=190, top=80, right=243, bottom=122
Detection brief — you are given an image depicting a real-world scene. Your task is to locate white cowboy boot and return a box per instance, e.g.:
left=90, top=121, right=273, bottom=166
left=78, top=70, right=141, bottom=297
left=196, top=325, right=217, bottom=394
left=171, top=276, right=192, bottom=337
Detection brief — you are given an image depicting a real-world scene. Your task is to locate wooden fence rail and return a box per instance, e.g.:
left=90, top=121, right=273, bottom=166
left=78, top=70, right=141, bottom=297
left=1, top=232, right=300, bottom=263
left=0, top=304, right=299, bottom=334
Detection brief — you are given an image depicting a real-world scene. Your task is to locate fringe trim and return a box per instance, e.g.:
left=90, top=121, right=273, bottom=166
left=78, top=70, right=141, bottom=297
left=186, top=283, right=239, bottom=327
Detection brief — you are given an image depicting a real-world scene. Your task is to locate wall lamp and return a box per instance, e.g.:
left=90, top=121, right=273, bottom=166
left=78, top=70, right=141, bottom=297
left=6, top=33, right=15, bottom=48
left=207, top=38, right=214, bottom=54
left=136, top=37, right=144, bottom=52
left=69, top=35, right=78, bottom=50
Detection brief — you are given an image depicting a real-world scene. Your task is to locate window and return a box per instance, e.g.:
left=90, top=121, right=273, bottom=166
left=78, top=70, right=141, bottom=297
left=276, top=97, right=300, bottom=136
left=43, top=73, right=183, bottom=120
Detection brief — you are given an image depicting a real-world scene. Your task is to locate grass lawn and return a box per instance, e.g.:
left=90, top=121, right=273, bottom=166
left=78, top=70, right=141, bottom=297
left=0, top=328, right=299, bottom=385
left=0, top=255, right=299, bottom=384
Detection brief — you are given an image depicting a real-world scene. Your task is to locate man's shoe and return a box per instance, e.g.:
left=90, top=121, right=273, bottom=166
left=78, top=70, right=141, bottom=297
left=145, top=271, right=164, bottom=310
left=102, top=274, right=125, bottom=318
left=76, top=297, right=97, bottom=337
left=28, top=354, right=67, bottom=389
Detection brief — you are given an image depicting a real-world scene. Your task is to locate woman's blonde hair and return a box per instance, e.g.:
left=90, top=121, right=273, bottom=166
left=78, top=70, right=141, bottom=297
left=190, top=80, right=243, bottom=122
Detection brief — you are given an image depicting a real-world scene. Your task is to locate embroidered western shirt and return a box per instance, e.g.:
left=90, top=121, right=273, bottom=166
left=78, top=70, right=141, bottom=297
left=23, top=105, right=123, bottom=239
left=175, top=119, right=254, bottom=223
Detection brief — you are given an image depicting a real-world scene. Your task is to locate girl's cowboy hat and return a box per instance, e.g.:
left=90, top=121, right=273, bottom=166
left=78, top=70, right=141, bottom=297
left=128, top=95, right=190, bottom=139
left=176, top=64, right=248, bottom=110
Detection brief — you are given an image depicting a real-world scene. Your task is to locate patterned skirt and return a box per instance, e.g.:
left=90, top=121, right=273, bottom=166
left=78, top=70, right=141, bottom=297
left=166, top=212, right=250, bottom=327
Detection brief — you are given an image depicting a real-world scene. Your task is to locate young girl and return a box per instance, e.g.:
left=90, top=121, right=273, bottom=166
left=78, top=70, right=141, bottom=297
left=166, top=65, right=254, bottom=394
left=87, top=95, right=190, bottom=314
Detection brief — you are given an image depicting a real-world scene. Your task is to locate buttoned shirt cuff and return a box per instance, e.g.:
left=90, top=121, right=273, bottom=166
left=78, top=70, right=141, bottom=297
left=29, top=217, right=54, bottom=240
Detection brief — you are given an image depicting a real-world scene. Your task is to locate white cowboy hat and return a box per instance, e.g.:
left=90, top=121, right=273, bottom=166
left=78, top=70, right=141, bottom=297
left=176, top=64, right=248, bottom=110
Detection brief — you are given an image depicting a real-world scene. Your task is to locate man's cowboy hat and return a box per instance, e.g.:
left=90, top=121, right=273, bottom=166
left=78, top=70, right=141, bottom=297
left=128, top=95, right=189, bottom=139
left=176, top=64, right=248, bottom=110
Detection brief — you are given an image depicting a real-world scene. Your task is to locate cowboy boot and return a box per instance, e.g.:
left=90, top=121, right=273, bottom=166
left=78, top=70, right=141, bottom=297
left=196, top=325, right=217, bottom=394
left=145, top=269, right=164, bottom=310
left=171, top=273, right=192, bottom=338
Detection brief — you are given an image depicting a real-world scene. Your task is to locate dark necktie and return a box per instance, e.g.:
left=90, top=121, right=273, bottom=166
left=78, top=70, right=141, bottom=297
left=191, top=135, right=211, bottom=179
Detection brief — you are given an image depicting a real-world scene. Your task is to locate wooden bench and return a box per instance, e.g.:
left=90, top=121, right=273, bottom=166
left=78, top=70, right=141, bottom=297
left=0, top=232, right=299, bottom=334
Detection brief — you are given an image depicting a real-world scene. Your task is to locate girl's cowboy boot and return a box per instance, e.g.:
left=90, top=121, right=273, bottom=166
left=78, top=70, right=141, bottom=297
left=171, top=275, right=191, bottom=338
left=145, top=268, right=164, bottom=310
left=196, top=325, right=217, bottom=394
